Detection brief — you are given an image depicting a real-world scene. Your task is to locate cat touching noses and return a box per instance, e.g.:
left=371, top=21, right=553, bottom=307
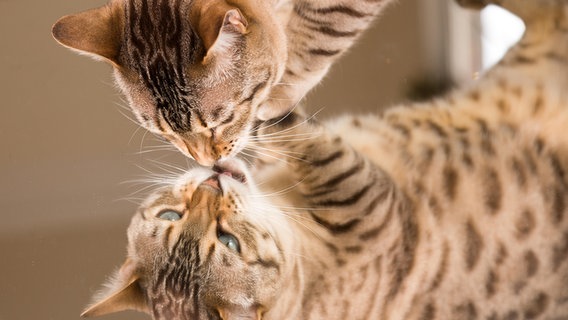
left=52, top=0, right=391, bottom=165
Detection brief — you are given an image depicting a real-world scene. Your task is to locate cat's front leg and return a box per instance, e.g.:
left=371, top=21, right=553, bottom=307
left=255, top=111, right=399, bottom=236
left=257, top=0, right=395, bottom=120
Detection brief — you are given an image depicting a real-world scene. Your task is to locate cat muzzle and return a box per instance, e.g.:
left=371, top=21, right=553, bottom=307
left=213, top=160, right=247, bottom=184
left=202, top=175, right=222, bottom=191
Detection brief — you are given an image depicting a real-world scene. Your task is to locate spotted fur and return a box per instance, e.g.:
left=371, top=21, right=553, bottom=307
left=83, top=0, right=568, bottom=319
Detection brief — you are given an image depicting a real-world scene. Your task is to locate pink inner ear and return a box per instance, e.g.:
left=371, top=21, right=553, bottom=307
left=208, top=9, right=247, bottom=56
left=223, top=9, right=248, bottom=34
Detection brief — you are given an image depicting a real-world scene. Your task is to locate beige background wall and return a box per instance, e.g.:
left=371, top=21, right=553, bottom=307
left=0, top=0, right=442, bottom=319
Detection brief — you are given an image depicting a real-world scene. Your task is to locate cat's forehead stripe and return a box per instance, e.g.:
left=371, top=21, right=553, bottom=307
left=124, top=0, right=203, bottom=133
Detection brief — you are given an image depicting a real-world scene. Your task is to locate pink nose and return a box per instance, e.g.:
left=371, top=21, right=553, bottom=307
left=190, top=150, right=219, bottom=167
left=182, top=138, right=219, bottom=167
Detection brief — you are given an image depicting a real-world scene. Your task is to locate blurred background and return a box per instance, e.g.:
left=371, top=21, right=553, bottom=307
left=0, top=0, right=523, bottom=319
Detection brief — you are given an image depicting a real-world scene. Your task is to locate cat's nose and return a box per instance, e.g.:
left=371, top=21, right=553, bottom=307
left=191, top=151, right=219, bottom=167
left=184, top=137, right=220, bottom=167
left=201, top=174, right=221, bottom=191
left=189, top=178, right=222, bottom=213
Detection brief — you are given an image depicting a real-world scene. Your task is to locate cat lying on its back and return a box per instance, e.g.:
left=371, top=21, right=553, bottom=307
left=52, top=0, right=391, bottom=165
left=81, top=0, right=568, bottom=319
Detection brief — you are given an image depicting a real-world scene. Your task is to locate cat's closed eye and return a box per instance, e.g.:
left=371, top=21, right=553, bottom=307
left=52, top=0, right=288, bottom=166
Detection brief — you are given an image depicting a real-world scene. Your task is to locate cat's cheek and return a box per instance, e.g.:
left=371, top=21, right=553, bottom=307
left=113, top=70, right=159, bottom=127
left=226, top=135, right=248, bottom=159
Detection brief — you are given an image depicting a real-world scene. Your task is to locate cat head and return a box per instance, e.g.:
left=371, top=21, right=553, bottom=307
left=82, top=160, right=292, bottom=319
left=52, top=0, right=287, bottom=166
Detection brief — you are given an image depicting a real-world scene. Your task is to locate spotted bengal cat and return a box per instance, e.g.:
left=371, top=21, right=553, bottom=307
left=52, top=0, right=392, bottom=166
left=82, top=0, right=568, bottom=319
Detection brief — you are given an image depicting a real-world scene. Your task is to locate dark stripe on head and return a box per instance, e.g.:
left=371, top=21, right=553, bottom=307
left=125, top=0, right=203, bottom=133
left=149, top=230, right=208, bottom=319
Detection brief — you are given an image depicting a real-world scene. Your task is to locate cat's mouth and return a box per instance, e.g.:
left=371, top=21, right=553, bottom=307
left=212, top=160, right=247, bottom=184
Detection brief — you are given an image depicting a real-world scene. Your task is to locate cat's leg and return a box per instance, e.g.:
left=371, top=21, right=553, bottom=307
left=257, top=0, right=394, bottom=120
left=255, top=111, right=400, bottom=240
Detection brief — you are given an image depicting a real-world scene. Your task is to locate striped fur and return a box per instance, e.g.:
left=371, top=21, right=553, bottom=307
left=52, top=0, right=393, bottom=166
left=115, top=0, right=288, bottom=166
left=257, top=0, right=393, bottom=120
left=84, top=0, right=568, bottom=319
left=252, top=1, right=568, bottom=318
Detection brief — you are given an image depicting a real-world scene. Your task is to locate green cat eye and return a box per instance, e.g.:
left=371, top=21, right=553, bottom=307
left=157, top=210, right=182, bottom=221
left=218, top=233, right=240, bottom=253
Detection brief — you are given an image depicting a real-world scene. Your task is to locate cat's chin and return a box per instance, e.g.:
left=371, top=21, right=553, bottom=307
left=213, top=158, right=248, bottom=184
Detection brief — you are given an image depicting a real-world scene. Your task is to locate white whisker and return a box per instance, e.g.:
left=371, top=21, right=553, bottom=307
left=249, top=178, right=306, bottom=199
left=249, top=131, right=320, bottom=141
left=241, top=149, right=290, bottom=165
left=245, top=146, right=307, bottom=163
left=247, top=144, right=306, bottom=156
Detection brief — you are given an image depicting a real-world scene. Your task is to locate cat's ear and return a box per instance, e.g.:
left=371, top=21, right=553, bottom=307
left=52, top=4, right=122, bottom=65
left=218, top=305, right=261, bottom=320
left=201, top=8, right=248, bottom=62
left=81, top=259, right=149, bottom=318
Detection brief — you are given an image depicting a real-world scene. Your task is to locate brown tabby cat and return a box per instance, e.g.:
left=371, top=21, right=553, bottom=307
left=52, top=0, right=391, bottom=166
left=81, top=0, right=568, bottom=319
